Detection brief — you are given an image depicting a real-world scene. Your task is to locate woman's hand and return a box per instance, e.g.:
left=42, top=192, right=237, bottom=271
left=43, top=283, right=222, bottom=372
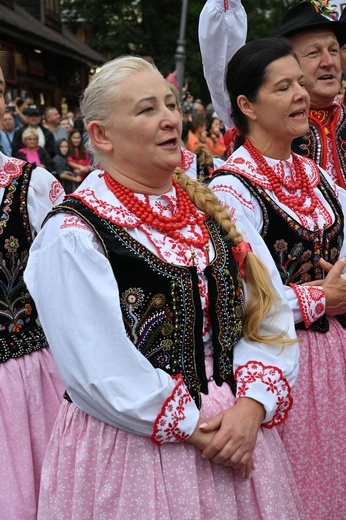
left=186, top=417, right=218, bottom=451
left=303, top=258, right=346, bottom=315
left=199, top=397, right=265, bottom=478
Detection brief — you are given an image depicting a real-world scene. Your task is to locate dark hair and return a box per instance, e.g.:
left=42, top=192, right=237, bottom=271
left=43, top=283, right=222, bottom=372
left=68, top=128, right=86, bottom=160
left=55, top=138, right=69, bottom=157
left=225, top=37, right=296, bottom=144
left=190, top=115, right=207, bottom=133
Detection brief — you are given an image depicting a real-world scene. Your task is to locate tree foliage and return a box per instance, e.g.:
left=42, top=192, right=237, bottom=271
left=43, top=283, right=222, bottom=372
left=62, top=0, right=298, bottom=103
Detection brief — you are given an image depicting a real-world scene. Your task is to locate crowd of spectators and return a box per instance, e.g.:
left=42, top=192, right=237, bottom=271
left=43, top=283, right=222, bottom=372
left=0, top=99, right=93, bottom=193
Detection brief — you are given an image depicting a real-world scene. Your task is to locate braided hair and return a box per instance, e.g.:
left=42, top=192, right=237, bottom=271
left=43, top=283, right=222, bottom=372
left=174, top=168, right=291, bottom=346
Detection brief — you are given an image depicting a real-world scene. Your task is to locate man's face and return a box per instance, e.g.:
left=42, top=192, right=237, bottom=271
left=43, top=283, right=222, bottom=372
left=290, top=29, right=342, bottom=108
left=46, top=108, right=61, bottom=125
left=27, top=114, right=41, bottom=128
left=2, top=113, right=14, bottom=131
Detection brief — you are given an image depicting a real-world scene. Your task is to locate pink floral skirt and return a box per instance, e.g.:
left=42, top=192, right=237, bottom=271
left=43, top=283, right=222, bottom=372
left=38, top=356, right=305, bottom=520
left=0, top=347, right=64, bottom=519
left=277, top=317, right=346, bottom=520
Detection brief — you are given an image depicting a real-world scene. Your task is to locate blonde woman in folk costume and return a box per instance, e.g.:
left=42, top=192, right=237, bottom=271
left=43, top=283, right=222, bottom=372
left=25, top=55, right=304, bottom=519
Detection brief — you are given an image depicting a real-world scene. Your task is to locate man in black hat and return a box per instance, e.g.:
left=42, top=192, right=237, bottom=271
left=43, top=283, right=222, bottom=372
left=199, top=0, right=346, bottom=186
left=11, top=106, right=55, bottom=158
left=276, top=0, right=346, bottom=186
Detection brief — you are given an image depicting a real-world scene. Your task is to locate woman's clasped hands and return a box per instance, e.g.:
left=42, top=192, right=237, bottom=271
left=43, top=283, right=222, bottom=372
left=187, top=397, right=265, bottom=479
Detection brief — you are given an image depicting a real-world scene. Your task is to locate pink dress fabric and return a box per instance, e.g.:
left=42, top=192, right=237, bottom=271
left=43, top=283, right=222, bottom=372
left=37, top=354, right=305, bottom=520
left=0, top=348, right=64, bottom=519
left=277, top=318, right=346, bottom=520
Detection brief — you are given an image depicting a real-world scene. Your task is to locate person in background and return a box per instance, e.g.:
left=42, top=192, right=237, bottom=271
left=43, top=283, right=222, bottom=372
left=199, top=0, right=346, bottom=186
left=165, top=68, right=180, bottom=90
left=168, top=82, right=224, bottom=183
left=67, top=128, right=93, bottom=179
left=205, top=116, right=227, bottom=159
left=66, top=110, right=76, bottom=127
left=25, top=55, right=304, bottom=519
left=0, top=110, right=16, bottom=156
left=6, top=95, right=31, bottom=128
left=44, top=106, right=68, bottom=142
left=185, top=115, right=208, bottom=152
left=12, top=106, right=56, bottom=158
left=53, top=138, right=82, bottom=193
left=209, top=36, right=346, bottom=520
left=0, top=53, right=65, bottom=519
left=15, top=127, right=54, bottom=172
left=60, top=116, right=74, bottom=134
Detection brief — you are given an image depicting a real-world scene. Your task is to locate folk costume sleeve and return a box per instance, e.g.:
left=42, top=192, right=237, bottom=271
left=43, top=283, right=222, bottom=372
left=199, top=0, right=247, bottom=128
left=24, top=211, right=200, bottom=444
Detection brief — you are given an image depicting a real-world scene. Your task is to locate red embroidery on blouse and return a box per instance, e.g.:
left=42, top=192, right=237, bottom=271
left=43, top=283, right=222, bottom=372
left=61, top=214, right=93, bottom=231
left=0, top=158, right=26, bottom=187
left=290, top=283, right=325, bottom=328
left=223, top=0, right=229, bottom=11
left=49, top=180, right=65, bottom=204
left=179, top=149, right=195, bottom=171
left=214, top=183, right=253, bottom=213
left=235, top=360, right=293, bottom=428
left=151, top=374, right=193, bottom=445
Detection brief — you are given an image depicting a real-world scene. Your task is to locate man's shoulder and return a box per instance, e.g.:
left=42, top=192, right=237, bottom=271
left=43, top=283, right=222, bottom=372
left=41, top=125, right=54, bottom=137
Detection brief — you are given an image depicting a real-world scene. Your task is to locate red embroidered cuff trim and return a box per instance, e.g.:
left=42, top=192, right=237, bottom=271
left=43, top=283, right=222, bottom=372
left=151, top=374, right=193, bottom=445
left=290, top=283, right=325, bottom=328
left=235, top=360, right=293, bottom=429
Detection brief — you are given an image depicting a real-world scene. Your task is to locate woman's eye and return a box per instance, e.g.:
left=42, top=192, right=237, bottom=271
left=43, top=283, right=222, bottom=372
left=140, top=107, right=154, bottom=114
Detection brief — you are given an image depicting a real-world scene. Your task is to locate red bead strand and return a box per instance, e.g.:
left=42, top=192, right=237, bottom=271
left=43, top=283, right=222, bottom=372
left=244, top=139, right=318, bottom=215
left=104, top=173, right=210, bottom=247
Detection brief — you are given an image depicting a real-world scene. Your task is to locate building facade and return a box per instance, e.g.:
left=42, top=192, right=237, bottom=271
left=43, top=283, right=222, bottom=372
left=0, top=0, right=106, bottom=113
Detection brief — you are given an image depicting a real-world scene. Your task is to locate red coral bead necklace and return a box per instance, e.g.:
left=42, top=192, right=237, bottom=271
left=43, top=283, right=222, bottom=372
left=244, top=139, right=318, bottom=215
left=104, top=172, right=210, bottom=247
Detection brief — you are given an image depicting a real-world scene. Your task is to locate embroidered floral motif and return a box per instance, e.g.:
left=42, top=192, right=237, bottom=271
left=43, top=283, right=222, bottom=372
left=235, top=360, right=293, bottom=428
left=290, top=283, right=325, bottom=328
left=121, top=287, right=145, bottom=309
left=4, top=235, right=19, bottom=253
left=61, top=214, right=93, bottom=231
left=0, top=234, right=32, bottom=334
left=274, top=240, right=314, bottom=285
left=120, top=288, right=174, bottom=363
left=49, top=179, right=64, bottom=204
left=151, top=374, right=193, bottom=444
left=179, top=148, right=194, bottom=171
left=0, top=158, right=25, bottom=187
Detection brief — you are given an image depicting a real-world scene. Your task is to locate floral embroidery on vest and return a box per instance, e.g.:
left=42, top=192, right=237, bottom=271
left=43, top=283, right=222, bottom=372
left=0, top=162, right=48, bottom=362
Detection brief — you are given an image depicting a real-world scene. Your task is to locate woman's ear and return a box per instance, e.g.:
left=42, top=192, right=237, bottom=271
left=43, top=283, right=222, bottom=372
left=237, top=95, right=257, bottom=121
left=87, top=121, right=114, bottom=153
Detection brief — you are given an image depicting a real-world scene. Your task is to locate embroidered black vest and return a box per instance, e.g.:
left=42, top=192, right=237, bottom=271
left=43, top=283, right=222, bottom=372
left=48, top=197, right=245, bottom=408
left=292, top=106, right=346, bottom=189
left=0, top=162, right=48, bottom=363
left=213, top=170, right=345, bottom=333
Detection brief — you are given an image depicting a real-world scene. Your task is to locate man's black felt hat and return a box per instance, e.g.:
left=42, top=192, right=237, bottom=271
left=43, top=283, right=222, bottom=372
left=277, top=1, right=346, bottom=46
